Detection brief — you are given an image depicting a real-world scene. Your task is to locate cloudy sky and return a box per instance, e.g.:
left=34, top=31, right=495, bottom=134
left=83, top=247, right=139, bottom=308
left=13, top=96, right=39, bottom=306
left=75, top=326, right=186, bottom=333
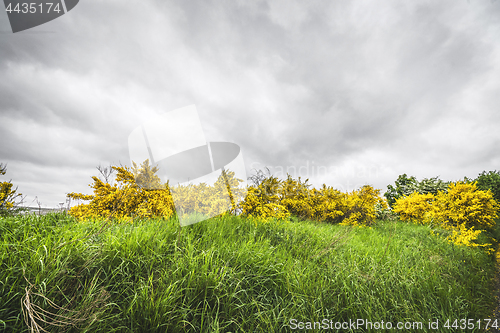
left=1, top=0, right=500, bottom=208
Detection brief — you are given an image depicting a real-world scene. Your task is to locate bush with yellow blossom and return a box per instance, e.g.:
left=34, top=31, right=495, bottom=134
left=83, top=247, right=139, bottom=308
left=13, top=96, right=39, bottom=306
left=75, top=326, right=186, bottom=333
left=68, top=162, right=387, bottom=227
left=239, top=172, right=386, bottom=226
left=68, top=160, right=248, bottom=222
left=67, top=160, right=176, bottom=222
left=393, top=181, right=499, bottom=251
left=0, top=163, right=23, bottom=217
left=392, top=192, right=436, bottom=224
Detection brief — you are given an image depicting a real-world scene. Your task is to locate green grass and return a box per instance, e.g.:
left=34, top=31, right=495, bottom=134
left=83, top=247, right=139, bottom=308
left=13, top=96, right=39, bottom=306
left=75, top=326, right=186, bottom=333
left=0, top=213, right=497, bottom=332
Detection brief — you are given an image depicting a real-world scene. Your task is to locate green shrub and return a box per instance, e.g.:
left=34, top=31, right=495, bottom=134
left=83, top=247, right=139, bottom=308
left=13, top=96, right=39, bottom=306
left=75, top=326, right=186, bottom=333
left=416, top=176, right=450, bottom=196
left=474, top=170, right=500, bottom=204
left=385, top=174, right=449, bottom=208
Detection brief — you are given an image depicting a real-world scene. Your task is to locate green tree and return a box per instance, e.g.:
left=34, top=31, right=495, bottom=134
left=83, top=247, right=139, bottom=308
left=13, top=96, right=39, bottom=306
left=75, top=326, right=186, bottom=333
left=385, top=174, right=450, bottom=208
left=474, top=170, right=500, bottom=204
left=384, top=174, right=418, bottom=208
left=417, top=176, right=450, bottom=195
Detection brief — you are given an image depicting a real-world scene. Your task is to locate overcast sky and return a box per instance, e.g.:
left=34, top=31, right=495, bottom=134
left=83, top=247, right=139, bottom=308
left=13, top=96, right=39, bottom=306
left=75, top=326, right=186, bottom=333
left=1, top=0, right=500, bottom=208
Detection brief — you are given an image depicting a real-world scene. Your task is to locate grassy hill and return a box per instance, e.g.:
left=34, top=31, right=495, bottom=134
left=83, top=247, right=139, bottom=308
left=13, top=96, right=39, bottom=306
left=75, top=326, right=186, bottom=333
left=0, top=213, right=497, bottom=332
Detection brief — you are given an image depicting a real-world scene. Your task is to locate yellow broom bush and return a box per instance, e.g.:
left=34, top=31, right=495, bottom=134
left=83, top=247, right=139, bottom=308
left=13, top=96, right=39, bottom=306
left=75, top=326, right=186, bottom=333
left=238, top=176, right=290, bottom=220
left=280, top=175, right=315, bottom=220
left=393, top=192, right=435, bottom=224
left=310, top=185, right=346, bottom=223
left=68, top=163, right=176, bottom=222
left=0, top=163, right=22, bottom=216
left=68, top=162, right=386, bottom=227
left=433, top=181, right=498, bottom=230
left=170, top=169, right=246, bottom=219
left=68, top=162, right=247, bottom=222
left=393, top=181, right=499, bottom=250
left=239, top=175, right=385, bottom=226
left=338, top=185, right=387, bottom=227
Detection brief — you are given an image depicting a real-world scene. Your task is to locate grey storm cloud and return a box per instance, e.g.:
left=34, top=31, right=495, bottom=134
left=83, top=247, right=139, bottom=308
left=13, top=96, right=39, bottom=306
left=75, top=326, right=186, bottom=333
left=1, top=0, right=500, bottom=207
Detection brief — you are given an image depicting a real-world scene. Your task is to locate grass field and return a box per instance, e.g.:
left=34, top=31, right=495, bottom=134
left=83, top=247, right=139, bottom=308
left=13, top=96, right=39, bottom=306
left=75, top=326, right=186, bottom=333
left=0, top=213, right=498, bottom=332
